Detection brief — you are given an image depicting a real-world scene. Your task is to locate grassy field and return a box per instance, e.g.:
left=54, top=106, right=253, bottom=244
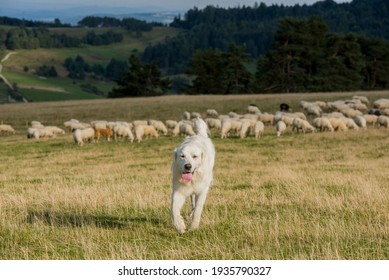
left=1, top=92, right=389, bottom=260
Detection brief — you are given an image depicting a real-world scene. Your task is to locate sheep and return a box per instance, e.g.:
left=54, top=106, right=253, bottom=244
left=228, top=112, right=242, bottom=118
left=362, top=114, right=378, bottom=126
left=135, top=125, right=159, bottom=142
left=95, top=128, right=113, bottom=142
left=276, top=120, right=286, bottom=137
left=91, top=120, right=108, bottom=130
left=172, top=121, right=195, bottom=137
left=64, top=119, right=80, bottom=131
left=376, top=116, right=389, bottom=128
left=292, top=118, right=315, bottom=133
left=247, top=104, right=261, bottom=114
left=239, top=119, right=252, bottom=139
left=113, top=124, right=134, bottom=142
left=132, top=120, right=148, bottom=127
left=373, top=99, right=389, bottom=109
left=353, top=95, right=369, bottom=105
left=0, top=124, right=16, bottom=135
left=313, top=117, right=334, bottom=132
left=328, top=118, right=348, bottom=132
left=191, top=112, right=201, bottom=119
left=148, top=120, right=168, bottom=135
left=341, top=108, right=363, bottom=118
left=205, top=118, right=222, bottom=131
left=341, top=117, right=359, bottom=130
left=354, top=116, right=367, bottom=129
left=44, top=126, right=65, bottom=135
left=254, top=121, right=265, bottom=138
left=182, top=111, right=191, bottom=120
left=165, top=120, right=178, bottom=130
left=221, top=118, right=242, bottom=138
left=206, top=109, right=218, bottom=118
left=306, top=104, right=322, bottom=117
left=30, top=122, right=45, bottom=129
left=73, top=127, right=95, bottom=145
left=257, top=113, right=274, bottom=125
left=27, top=127, right=54, bottom=139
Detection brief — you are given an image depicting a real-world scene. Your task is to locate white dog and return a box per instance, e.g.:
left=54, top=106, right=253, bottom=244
left=171, top=118, right=215, bottom=233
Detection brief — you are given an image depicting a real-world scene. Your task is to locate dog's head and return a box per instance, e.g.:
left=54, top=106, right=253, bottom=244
left=174, top=144, right=204, bottom=184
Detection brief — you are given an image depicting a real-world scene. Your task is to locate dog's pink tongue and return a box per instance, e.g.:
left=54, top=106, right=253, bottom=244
left=182, top=173, right=193, bottom=183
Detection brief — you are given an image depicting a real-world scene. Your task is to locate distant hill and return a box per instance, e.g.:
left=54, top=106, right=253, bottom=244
left=143, top=0, right=389, bottom=73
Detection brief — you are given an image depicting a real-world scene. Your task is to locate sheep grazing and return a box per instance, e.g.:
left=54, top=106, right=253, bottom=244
left=373, top=99, right=389, bottom=109
left=205, top=118, right=222, bottom=135
left=257, top=113, right=274, bottom=125
left=362, top=114, right=378, bottom=126
left=206, top=109, right=219, bottom=118
left=221, top=118, right=242, bottom=139
left=377, top=116, right=389, bottom=128
left=354, top=116, right=367, bottom=129
left=172, top=121, right=195, bottom=137
left=132, top=120, right=148, bottom=127
left=254, top=121, right=265, bottom=138
left=328, top=118, right=348, bottom=132
left=306, top=104, right=322, bottom=117
left=44, top=126, right=65, bottom=135
left=148, top=120, right=168, bottom=135
left=73, top=128, right=95, bottom=146
left=165, top=120, right=178, bottom=130
left=292, top=118, right=315, bottom=133
left=239, top=119, right=252, bottom=139
left=0, top=124, right=16, bottom=135
left=182, top=111, right=191, bottom=120
left=27, top=127, right=54, bottom=139
left=247, top=104, right=261, bottom=114
left=30, top=121, right=45, bottom=129
left=135, top=125, right=159, bottom=142
left=113, top=124, right=134, bottom=142
left=276, top=120, right=286, bottom=137
left=95, top=128, right=113, bottom=142
left=313, top=117, right=334, bottom=133
left=91, top=120, right=108, bottom=130
left=341, top=117, right=359, bottom=130
left=353, top=95, right=369, bottom=105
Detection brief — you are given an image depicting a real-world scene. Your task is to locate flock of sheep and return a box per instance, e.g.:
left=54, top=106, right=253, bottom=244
left=1, top=96, right=389, bottom=144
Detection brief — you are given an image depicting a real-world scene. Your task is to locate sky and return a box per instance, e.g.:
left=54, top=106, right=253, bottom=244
left=2, top=0, right=352, bottom=11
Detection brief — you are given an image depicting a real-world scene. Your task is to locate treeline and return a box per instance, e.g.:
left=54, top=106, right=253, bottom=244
left=0, top=16, right=70, bottom=28
left=78, top=16, right=162, bottom=31
left=0, top=27, right=123, bottom=50
left=64, top=55, right=128, bottom=82
left=143, top=0, right=389, bottom=74
left=111, top=17, right=389, bottom=96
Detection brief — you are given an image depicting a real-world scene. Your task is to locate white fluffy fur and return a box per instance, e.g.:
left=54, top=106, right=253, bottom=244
left=171, top=118, right=215, bottom=233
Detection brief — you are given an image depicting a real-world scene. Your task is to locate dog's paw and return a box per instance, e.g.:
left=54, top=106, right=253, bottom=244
left=174, top=218, right=186, bottom=234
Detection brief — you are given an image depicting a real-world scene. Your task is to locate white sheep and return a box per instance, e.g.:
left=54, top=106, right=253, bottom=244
left=148, top=120, right=168, bottom=135
left=205, top=118, right=222, bottom=131
left=73, top=127, right=95, bottom=145
left=247, top=104, right=261, bottom=114
left=313, top=117, right=334, bottom=132
left=182, top=111, right=191, bottom=120
left=341, top=108, right=363, bottom=118
left=276, top=120, right=286, bottom=137
left=377, top=116, right=389, bottom=128
left=45, top=126, right=65, bottom=135
left=373, top=99, right=389, bottom=109
left=257, top=113, right=274, bottom=125
left=341, top=117, right=359, bottom=130
left=306, top=104, right=322, bottom=117
left=328, top=118, right=348, bottom=132
left=27, top=127, right=55, bottom=139
left=64, top=119, right=80, bottom=131
left=113, top=124, right=134, bottom=142
left=353, top=95, right=369, bottom=105
left=165, top=120, right=178, bottom=130
left=221, top=118, right=242, bottom=139
left=292, top=118, right=315, bottom=133
left=0, top=124, right=16, bottom=135
left=254, top=121, right=265, bottom=138
left=132, top=120, right=148, bottom=127
left=362, top=114, right=378, bottom=126
left=239, top=119, right=252, bottom=139
left=91, top=120, right=108, bottom=130
left=135, top=125, right=159, bottom=142
left=206, top=109, right=218, bottom=118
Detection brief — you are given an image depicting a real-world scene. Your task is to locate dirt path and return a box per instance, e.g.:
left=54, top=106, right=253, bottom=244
left=0, top=52, right=17, bottom=91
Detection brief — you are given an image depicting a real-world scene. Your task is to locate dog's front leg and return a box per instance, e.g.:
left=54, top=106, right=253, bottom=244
left=171, top=191, right=187, bottom=234
left=190, top=190, right=208, bottom=230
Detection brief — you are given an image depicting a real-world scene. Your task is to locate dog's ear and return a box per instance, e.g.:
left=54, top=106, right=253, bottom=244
left=201, top=151, right=205, bottom=163
left=173, top=148, right=178, bottom=160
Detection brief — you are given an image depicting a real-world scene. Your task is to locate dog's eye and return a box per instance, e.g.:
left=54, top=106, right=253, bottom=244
left=192, top=155, right=198, bottom=159
left=180, top=154, right=185, bottom=159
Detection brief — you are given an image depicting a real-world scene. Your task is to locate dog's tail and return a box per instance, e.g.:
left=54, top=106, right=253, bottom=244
left=194, top=117, right=209, bottom=137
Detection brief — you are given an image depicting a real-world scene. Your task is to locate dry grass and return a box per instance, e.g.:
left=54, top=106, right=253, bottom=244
left=1, top=92, right=389, bottom=260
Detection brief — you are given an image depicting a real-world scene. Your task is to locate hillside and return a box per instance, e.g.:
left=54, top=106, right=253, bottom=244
left=0, top=26, right=181, bottom=103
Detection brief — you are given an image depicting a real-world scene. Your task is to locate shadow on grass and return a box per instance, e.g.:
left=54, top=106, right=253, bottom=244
left=27, top=210, right=163, bottom=229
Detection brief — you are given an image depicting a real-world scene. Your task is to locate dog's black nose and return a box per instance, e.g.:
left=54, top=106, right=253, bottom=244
left=184, top=163, right=192, bottom=171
